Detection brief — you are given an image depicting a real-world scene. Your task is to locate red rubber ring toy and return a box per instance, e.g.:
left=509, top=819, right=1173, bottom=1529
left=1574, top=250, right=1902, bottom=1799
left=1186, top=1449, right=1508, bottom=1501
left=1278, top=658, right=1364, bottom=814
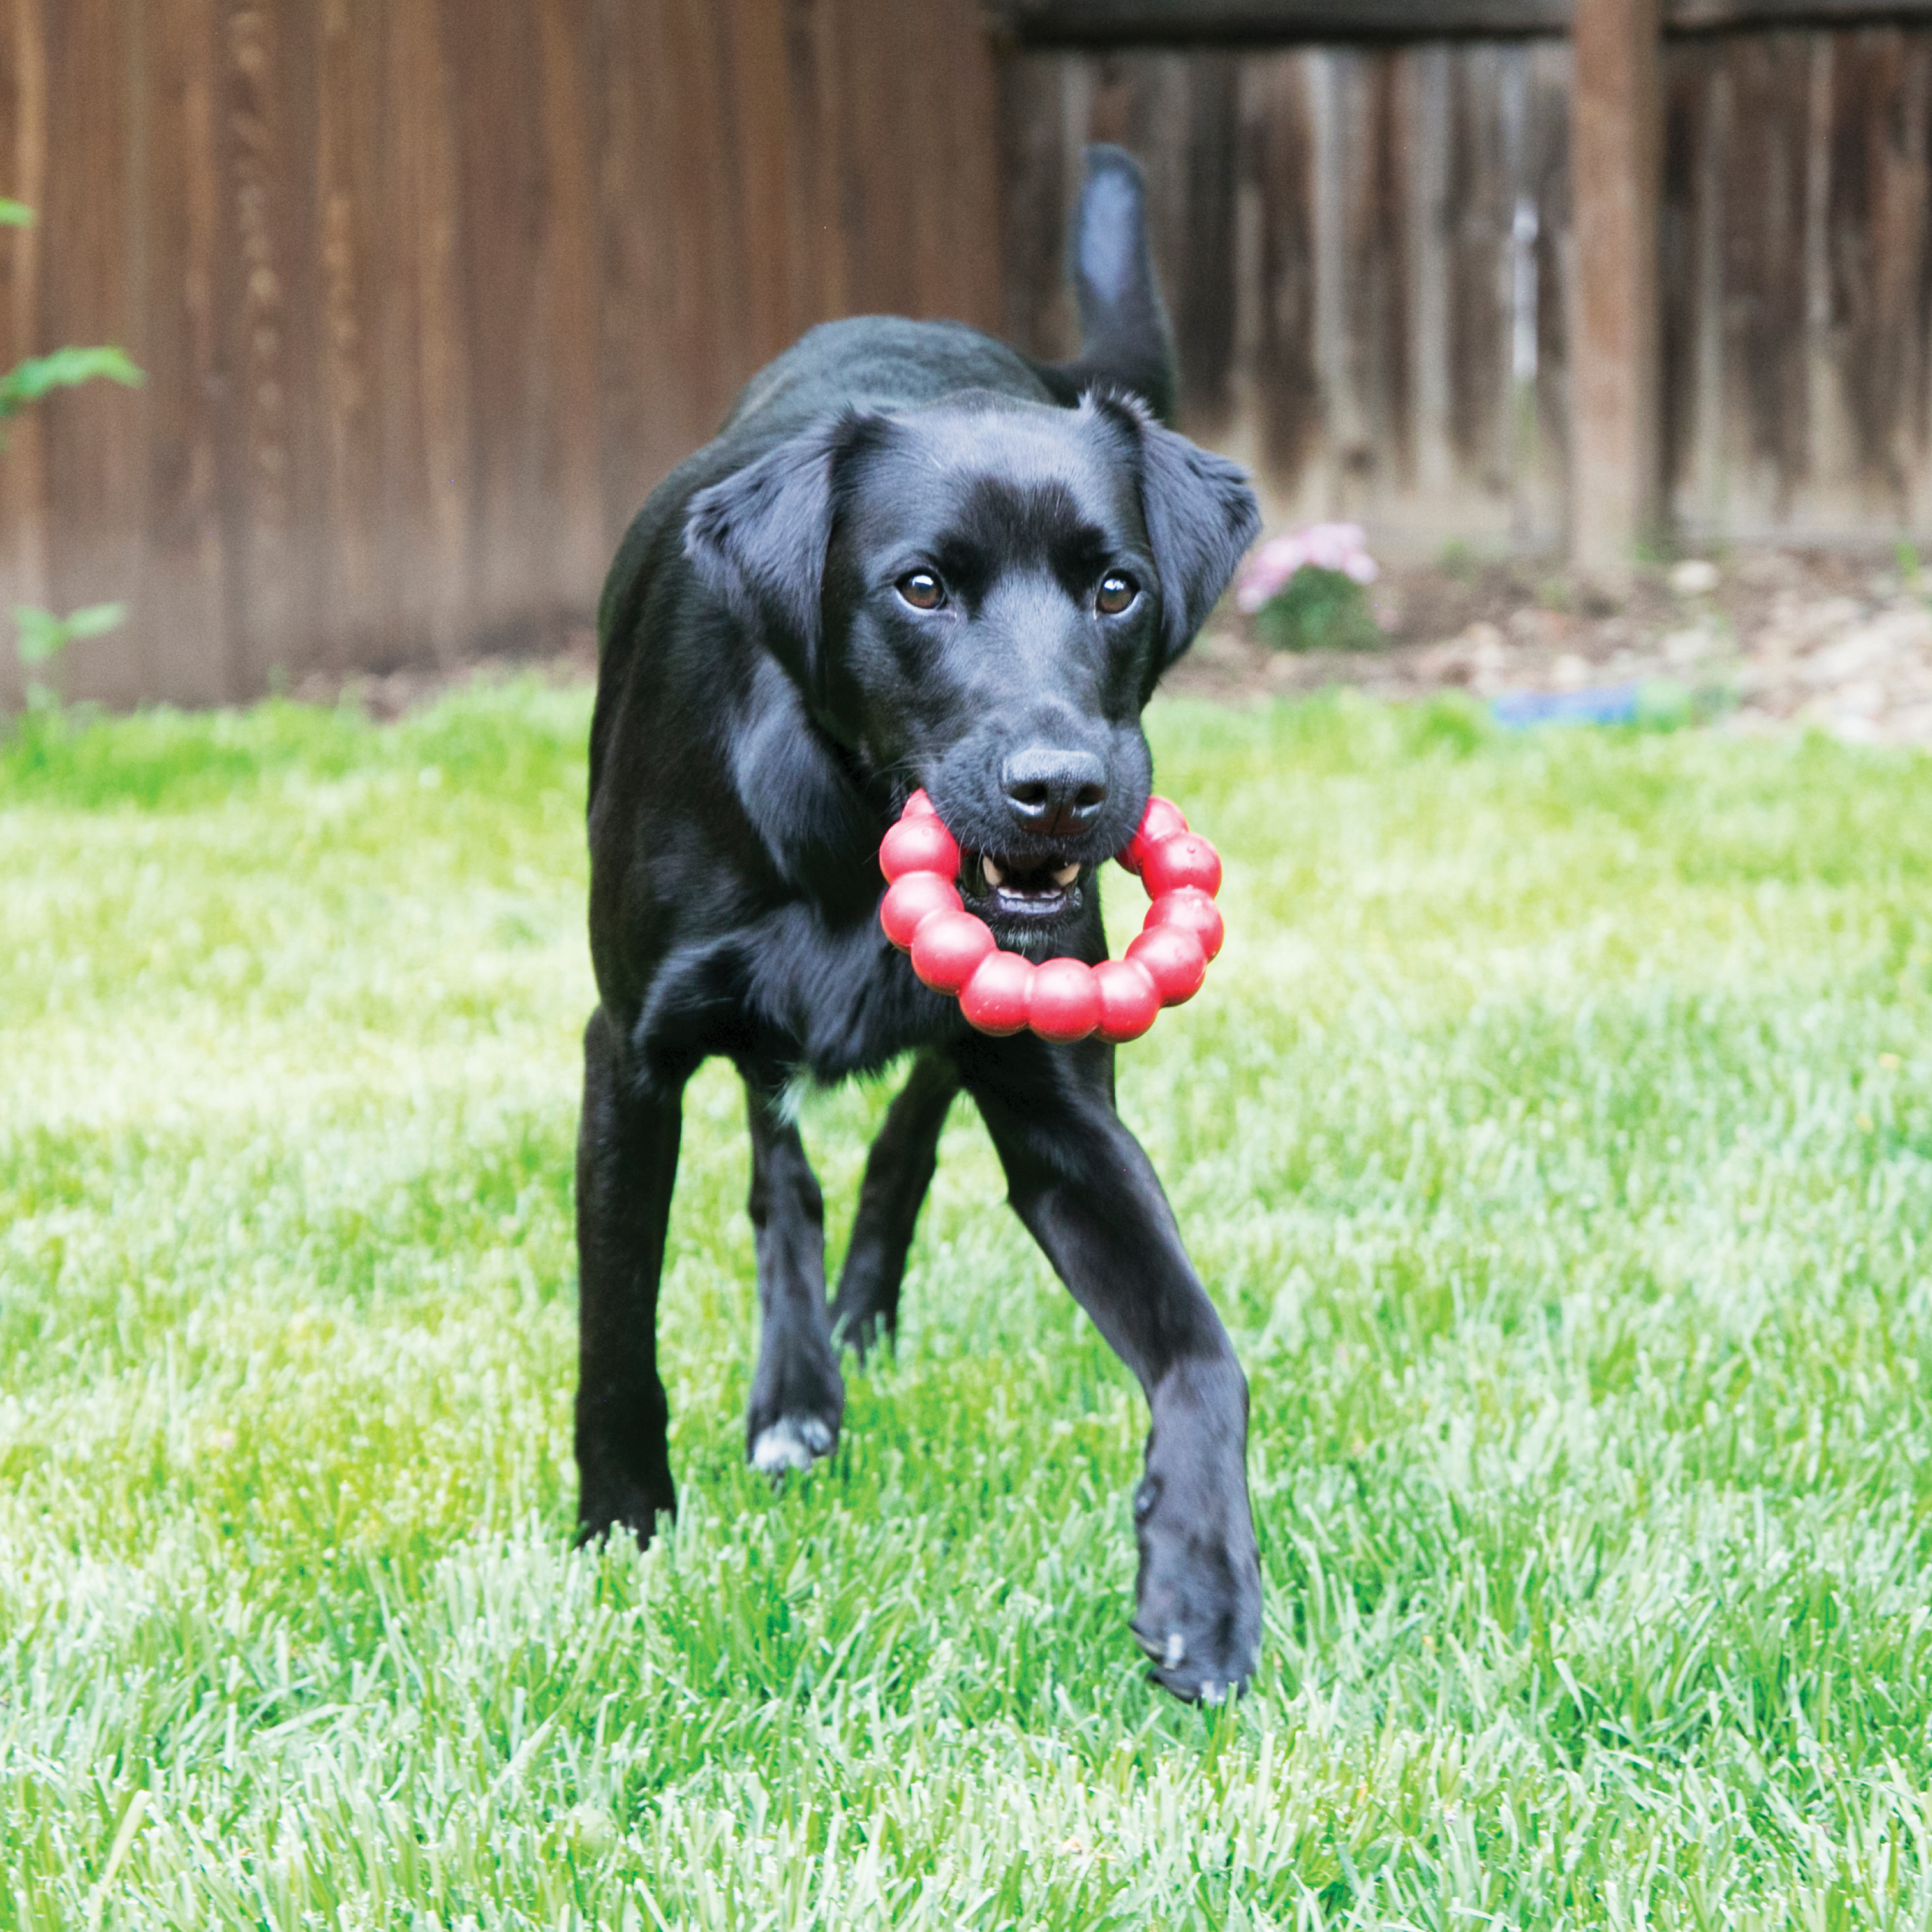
left=878, top=790, right=1224, bottom=1044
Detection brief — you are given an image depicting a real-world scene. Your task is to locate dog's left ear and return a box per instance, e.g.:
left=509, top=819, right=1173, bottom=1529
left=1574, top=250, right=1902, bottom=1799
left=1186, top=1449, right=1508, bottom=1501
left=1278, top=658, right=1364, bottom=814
left=684, top=410, right=880, bottom=690
left=1092, top=392, right=1260, bottom=670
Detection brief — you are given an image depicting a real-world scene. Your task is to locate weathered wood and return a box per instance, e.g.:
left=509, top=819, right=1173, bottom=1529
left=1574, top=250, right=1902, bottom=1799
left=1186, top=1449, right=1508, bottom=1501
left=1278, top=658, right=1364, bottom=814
left=16, top=1, right=1932, bottom=706
left=1406, top=44, right=1455, bottom=498
left=1570, top=0, right=1661, bottom=571
left=140, top=0, right=227, bottom=706
left=0, top=0, right=48, bottom=712
left=999, top=0, right=1932, bottom=41
left=1002, top=39, right=1578, bottom=550
left=1246, top=52, right=1322, bottom=502
left=1527, top=41, right=1575, bottom=529
left=0, top=0, right=1005, bottom=706
left=1670, top=1, right=1932, bottom=26
left=41, top=0, right=142, bottom=706
left=314, top=0, right=385, bottom=676
left=1000, top=1, right=1577, bottom=44
left=1653, top=24, right=1932, bottom=540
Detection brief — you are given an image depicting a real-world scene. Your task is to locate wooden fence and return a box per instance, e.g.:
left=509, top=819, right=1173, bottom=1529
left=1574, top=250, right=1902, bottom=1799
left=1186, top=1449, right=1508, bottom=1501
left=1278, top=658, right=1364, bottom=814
left=0, top=0, right=1002, bottom=709
left=1003, top=41, right=1576, bottom=549
left=6, top=3, right=1932, bottom=705
left=1005, top=23, right=1932, bottom=555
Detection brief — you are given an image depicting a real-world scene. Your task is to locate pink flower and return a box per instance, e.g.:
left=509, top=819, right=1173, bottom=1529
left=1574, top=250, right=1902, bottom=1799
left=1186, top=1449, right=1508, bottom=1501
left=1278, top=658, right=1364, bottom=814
left=1235, top=522, right=1380, bottom=611
left=1235, top=534, right=1307, bottom=611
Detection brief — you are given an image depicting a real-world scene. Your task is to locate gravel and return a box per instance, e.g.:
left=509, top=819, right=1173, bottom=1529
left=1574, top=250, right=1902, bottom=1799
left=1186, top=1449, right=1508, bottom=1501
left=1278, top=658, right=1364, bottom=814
left=1173, top=546, right=1932, bottom=746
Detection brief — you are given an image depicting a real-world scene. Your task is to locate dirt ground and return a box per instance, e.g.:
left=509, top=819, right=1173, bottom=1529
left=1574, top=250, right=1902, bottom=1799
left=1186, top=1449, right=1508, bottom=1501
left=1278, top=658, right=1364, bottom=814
left=1170, top=546, right=1932, bottom=747
left=310, top=547, right=1932, bottom=748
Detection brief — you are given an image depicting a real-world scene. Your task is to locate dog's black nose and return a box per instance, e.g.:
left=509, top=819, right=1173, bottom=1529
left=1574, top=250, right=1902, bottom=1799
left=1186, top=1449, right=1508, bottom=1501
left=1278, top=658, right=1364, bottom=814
left=1001, top=750, right=1108, bottom=839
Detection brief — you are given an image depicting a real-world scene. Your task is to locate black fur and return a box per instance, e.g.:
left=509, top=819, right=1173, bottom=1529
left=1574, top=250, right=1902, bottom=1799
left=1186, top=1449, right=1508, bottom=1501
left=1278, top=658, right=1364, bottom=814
left=578, top=145, right=1264, bottom=1700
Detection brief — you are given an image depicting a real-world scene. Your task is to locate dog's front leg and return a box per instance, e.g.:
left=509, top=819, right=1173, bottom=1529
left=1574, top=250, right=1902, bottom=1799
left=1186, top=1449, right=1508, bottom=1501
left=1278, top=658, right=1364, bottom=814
left=575, top=1007, right=689, bottom=1546
left=958, top=1034, right=1262, bottom=1701
left=741, top=1066, right=846, bottom=1473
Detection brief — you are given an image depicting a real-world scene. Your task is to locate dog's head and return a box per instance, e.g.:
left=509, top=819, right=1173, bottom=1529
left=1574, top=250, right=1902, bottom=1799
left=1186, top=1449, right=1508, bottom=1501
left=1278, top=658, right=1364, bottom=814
left=685, top=390, right=1258, bottom=942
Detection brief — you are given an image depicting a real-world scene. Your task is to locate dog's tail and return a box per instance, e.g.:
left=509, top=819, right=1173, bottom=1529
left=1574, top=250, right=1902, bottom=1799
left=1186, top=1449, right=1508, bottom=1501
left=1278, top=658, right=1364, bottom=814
left=1030, top=145, right=1178, bottom=426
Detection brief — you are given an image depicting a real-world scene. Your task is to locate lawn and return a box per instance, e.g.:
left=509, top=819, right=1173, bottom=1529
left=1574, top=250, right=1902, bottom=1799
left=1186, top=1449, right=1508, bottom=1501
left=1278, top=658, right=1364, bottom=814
left=3, top=685, right=1932, bottom=1929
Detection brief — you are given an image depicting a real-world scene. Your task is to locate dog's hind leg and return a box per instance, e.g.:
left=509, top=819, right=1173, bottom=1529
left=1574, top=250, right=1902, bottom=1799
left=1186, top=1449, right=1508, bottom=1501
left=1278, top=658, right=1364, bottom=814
left=829, top=1050, right=961, bottom=1359
left=741, top=1067, right=846, bottom=1474
left=575, top=1006, right=689, bottom=1546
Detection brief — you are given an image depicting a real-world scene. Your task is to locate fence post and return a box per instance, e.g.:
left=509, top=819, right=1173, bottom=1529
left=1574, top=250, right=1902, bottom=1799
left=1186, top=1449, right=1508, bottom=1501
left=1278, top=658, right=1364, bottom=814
left=1569, top=0, right=1661, bottom=576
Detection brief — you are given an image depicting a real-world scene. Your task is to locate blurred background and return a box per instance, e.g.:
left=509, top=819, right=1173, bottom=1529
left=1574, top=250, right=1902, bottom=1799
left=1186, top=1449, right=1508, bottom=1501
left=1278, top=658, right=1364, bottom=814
left=3, top=0, right=1929, bottom=736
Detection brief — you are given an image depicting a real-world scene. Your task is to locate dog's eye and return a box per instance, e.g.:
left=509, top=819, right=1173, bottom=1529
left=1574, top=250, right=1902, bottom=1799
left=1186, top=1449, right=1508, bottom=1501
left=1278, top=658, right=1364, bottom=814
left=1096, top=572, right=1138, bottom=617
left=896, top=571, right=945, bottom=612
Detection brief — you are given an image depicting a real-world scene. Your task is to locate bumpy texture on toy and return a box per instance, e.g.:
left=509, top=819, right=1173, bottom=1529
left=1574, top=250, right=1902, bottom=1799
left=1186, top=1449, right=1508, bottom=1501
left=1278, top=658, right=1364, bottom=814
left=878, top=790, right=1224, bottom=1043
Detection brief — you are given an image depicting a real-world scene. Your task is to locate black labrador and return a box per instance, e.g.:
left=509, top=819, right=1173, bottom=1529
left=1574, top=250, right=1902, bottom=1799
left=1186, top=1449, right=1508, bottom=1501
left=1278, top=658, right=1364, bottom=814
left=578, top=146, right=1264, bottom=1700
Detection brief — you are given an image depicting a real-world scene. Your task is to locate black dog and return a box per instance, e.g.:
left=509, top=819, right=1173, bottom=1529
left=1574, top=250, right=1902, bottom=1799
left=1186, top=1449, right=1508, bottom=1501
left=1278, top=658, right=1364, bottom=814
left=578, top=146, right=1263, bottom=1700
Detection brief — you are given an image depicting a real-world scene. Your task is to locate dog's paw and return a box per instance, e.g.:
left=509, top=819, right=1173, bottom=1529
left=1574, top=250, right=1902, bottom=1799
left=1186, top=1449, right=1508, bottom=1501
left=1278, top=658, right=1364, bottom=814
left=574, top=1474, right=676, bottom=1551
left=747, top=1343, right=844, bottom=1479
left=827, top=1288, right=896, bottom=1363
left=1130, top=1472, right=1262, bottom=1703
left=749, top=1412, right=836, bottom=1475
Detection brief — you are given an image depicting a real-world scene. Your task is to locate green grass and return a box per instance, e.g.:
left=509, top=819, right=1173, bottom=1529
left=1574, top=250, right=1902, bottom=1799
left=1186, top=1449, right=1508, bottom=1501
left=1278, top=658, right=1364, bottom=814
left=4, top=683, right=1932, bottom=1928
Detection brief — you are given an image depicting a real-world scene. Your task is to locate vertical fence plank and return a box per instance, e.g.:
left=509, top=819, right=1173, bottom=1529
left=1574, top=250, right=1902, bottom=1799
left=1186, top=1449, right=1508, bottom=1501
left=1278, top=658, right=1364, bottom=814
left=726, top=0, right=802, bottom=367
left=314, top=0, right=386, bottom=674
left=1801, top=32, right=1845, bottom=518
left=1447, top=46, right=1510, bottom=502
left=140, top=0, right=227, bottom=703
left=1358, top=51, right=1410, bottom=500
left=532, top=0, right=605, bottom=614
left=1877, top=35, right=1931, bottom=526
left=594, top=0, right=668, bottom=546
left=1251, top=52, right=1321, bottom=511
left=0, top=0, right=49, bottom=711
left=1837, top=30, right=1929, bottom=527
left=1408, top=44, right=1455, bottom=501
left=436, top=0, right=537, bottom=647
left=835, top=0, right=918, bottom=323
left=213, top=0, right=294, bottom=694
left=1528, top=39, right=1572, bottom=538
left=388, top=0, right=473, bottom=667
left=1571, top=0, right=1662, bottom=572
left=789, top=0, right=859, bottom=327
left=41, top=0, right=144, bottom=705
left=1000, top=52, right=1074, bottom=361
left=1307, top=48, right=1345, bottom=496
left=435, top=0, right=602, bottom=645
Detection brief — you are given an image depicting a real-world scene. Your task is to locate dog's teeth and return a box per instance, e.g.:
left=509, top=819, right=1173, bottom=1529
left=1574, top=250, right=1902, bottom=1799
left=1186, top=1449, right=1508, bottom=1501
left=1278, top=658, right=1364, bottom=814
left=1164, top=1631, right=1186, bottom=1669
left=1052, top=863, right=1079, bottom=887
left=982, top=857, right=1005, bottom=887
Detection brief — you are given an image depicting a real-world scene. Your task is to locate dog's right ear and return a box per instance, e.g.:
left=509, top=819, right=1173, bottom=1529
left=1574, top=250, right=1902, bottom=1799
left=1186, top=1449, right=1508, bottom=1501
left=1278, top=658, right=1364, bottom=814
left=1083, top=390, right=1260, bottom=675
left=684, top=412, right=878, bottom=690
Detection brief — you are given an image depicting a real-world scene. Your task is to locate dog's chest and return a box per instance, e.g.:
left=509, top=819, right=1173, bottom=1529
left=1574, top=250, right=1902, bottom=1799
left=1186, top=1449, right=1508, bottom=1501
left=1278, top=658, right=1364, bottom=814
left=746, top=900, right=960, bottom=1082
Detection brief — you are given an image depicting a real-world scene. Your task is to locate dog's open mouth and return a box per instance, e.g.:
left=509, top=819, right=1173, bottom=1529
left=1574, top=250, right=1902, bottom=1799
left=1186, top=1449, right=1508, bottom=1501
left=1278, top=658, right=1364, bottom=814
left=960, top=850, right=1084, bottom=921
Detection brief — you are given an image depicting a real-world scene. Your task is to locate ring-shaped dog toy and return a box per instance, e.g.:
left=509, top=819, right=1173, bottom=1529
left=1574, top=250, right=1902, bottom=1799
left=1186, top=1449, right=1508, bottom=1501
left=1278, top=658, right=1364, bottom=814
left=878, top=790, right=1223, bottom=1044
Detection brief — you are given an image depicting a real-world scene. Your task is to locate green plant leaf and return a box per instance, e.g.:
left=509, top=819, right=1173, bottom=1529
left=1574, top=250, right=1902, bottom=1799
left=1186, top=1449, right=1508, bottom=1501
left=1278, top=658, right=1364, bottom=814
left=12, top=601, right=124, bottom=672
left=1254, top=566, right=1382, bottom=653
left=0, top=345, right=144, bottom=419
left=12, top=604, right=64, bottom=668
left=0, top=200, right=34, bottom=227
left=62, top=602, right=128, bottom=643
